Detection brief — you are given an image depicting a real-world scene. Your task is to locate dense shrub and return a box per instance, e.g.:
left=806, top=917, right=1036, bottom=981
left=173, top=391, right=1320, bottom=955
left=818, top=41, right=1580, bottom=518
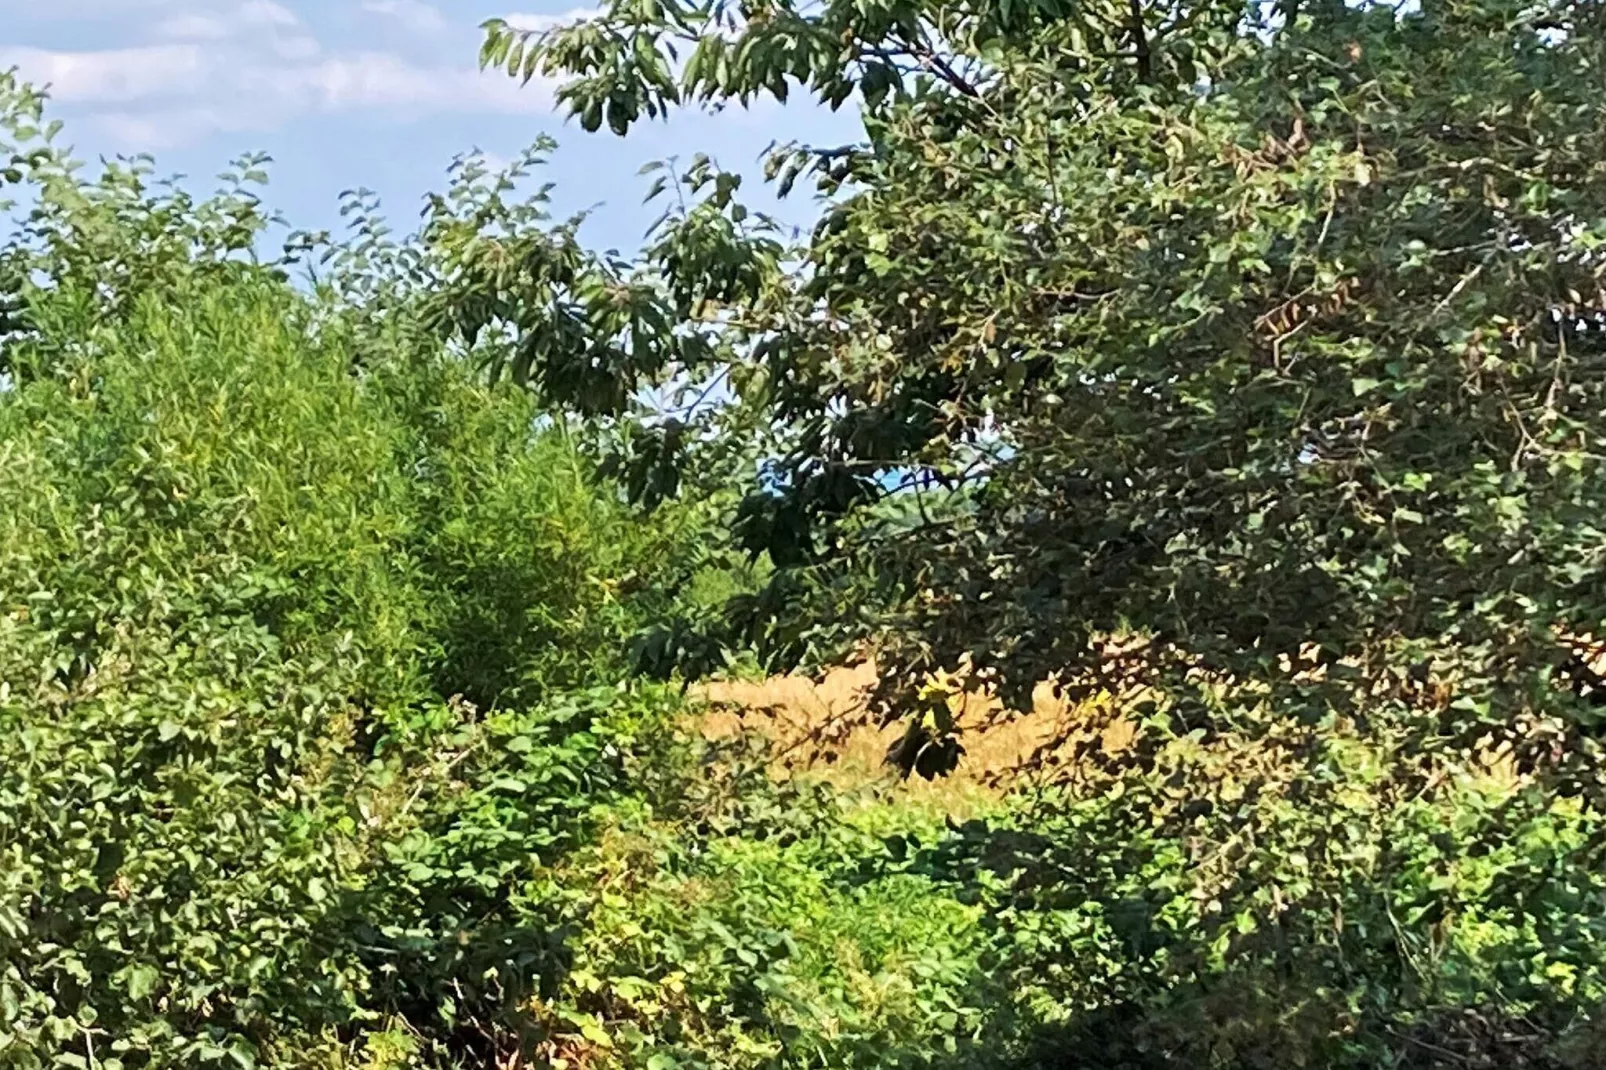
left=876, top=703, right=1606, bottom=1069
left=523, top=736, right=1000, bottom=1069
left=0, top=81, right=989, bottom=1069
left=0, top=251, right=711, bottom=1064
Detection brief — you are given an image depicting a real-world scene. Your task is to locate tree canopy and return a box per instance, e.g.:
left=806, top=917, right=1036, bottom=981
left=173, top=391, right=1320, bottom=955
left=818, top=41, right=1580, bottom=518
left=475, top=0, right=1606, bottom=768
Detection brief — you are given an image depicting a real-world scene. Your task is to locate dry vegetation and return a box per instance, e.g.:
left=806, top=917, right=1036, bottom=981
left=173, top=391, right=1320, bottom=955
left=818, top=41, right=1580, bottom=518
left=693, top=660, right=1140, bottom=808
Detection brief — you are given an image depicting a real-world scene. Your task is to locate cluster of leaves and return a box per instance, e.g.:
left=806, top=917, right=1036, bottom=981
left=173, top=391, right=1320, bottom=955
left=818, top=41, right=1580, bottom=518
left=282, top=136, right=774, bottom=672
left=902, top=696, right=1606, bottom=1068
left=517, top=735, right=1004, bottom=1069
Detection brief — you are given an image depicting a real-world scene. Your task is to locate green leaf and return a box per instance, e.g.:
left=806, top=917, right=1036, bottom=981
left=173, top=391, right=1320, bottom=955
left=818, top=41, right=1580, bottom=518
left=228, top=1039, right=258, bottom=1070
left=125, top=964, right=160, bottom=1001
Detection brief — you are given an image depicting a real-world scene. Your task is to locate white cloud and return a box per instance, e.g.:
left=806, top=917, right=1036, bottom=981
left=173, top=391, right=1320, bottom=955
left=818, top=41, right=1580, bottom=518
left=279, top=51, right=551, bottom=113
left=154, top=0, right=300, bottom=40
left=362, top=0, right=447, bottom=34
left=241, top=0, right=299, bottom=25
left=152, top=14, right=236, bottom=40
left=0, top=44, right=208, bottom=102
left=503, top=8, right=600, bottom=32
left=91, top=107, right=241, bottom=148
left=2, top=0, right=560, bottom=149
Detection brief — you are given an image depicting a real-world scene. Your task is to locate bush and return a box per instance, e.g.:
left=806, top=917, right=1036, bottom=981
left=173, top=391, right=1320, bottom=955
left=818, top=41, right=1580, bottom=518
left=889, top=702, right=1606, bottom=1069
left=0, top=103, right=989, bottom=1068
left=0, top=264, right=706, bottom=1065
left=522, top=736, right=1000, bottom=1069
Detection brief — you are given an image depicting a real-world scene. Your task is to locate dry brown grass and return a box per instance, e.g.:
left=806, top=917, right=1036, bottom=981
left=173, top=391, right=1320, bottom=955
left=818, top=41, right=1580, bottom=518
left=693, top=660, right=1139, bottom=809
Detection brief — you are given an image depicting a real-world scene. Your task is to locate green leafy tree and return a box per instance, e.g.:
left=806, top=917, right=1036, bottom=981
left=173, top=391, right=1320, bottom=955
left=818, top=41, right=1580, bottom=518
left=472, top=5, right=1606, bottom=1062
left=479, top=0, right=1606, bottom=745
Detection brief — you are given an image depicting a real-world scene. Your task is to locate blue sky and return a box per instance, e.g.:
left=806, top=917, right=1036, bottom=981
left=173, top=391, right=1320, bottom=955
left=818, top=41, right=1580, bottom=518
left=0, top=0, right=861, bottom=252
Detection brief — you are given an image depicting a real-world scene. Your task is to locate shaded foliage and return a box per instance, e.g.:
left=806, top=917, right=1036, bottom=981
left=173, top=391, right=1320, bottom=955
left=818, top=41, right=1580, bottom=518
left=480, top=0, right=1606, bottom=729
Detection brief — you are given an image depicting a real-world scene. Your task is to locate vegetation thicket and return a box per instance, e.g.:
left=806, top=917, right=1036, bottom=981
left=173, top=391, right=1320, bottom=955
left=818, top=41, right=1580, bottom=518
left=476, top=0, right=1606, bottom=1063
left=2, top=0, right=1606, bottom=1064
left=0, top=80, right=985, bottom=1069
